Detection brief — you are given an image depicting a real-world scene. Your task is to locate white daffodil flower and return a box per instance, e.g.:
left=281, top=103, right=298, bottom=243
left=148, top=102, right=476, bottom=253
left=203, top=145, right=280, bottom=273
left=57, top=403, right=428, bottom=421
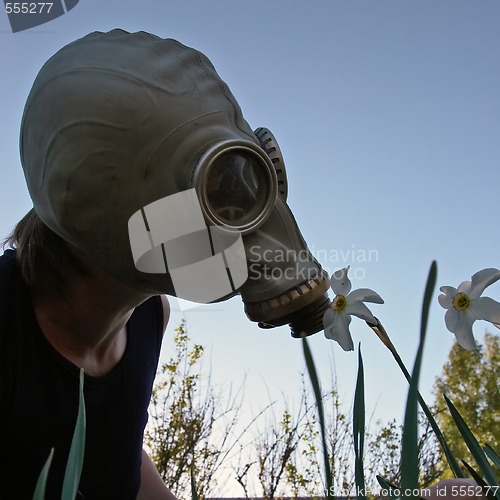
left=323, top=266, right=384, bottom=351
left=438, top=268, right=500, bottom=350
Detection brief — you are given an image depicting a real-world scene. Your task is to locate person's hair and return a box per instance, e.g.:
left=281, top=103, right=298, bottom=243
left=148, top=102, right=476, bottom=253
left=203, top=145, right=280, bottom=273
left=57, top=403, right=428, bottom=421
left=3, top=209, right=84, bottom=293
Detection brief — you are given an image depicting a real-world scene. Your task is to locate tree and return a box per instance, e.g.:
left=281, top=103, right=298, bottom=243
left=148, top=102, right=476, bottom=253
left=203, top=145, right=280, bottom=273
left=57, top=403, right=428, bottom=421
left=433, top=332, right=500, bottom=478
left=233, top=378, right=318, bottom=499
left=145, top=320, right=243, bottom=499
left=232, top=375, right=356, bottom=499
left=364, top=411, right=442, bottom=490
left=255, top=407, right=308, bottom=499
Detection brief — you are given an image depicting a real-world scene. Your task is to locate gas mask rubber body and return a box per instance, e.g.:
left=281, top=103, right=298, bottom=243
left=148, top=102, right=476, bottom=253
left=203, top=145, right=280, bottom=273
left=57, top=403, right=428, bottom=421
left=20, top=29, right=330, bottom=337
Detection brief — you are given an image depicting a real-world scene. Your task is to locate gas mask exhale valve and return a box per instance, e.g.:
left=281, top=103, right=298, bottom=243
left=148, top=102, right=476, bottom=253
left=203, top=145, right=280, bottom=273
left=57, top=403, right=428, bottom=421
left=21, top=29, right=330, bottom=337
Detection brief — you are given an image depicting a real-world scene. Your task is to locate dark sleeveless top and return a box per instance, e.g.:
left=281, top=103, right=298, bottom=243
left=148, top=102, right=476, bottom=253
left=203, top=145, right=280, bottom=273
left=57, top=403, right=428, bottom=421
left=0, top=249, right=164, bottom=499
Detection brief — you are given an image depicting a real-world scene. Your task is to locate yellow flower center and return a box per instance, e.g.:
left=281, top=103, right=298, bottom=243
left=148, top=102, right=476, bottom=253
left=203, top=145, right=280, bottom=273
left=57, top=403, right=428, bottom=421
left=332, top=294, right=347, bottom=312
left=452, top=292, right=470, bottom=311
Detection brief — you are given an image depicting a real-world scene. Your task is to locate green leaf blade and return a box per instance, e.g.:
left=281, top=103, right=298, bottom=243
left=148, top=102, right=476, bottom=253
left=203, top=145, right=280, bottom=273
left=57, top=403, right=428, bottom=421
left=302, top=336, right=334, bottom=499
left=353, top=345, right=366, bottom=500
left=444, top=394, right=499, bottom=495
left=376, top=475, right=399, bottom=498
left=484, top=445, right=500, bottom=469
left=32, top=448, right=54, bottom=500
left=400, top=261, right=437, bottom=496
left=61, top=368, right=86, bottom=500
left=190, top=464, right=199, bottom=500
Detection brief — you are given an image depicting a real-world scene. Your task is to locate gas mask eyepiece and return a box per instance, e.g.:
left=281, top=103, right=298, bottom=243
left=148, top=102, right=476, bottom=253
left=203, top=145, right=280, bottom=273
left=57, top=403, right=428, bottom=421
left=193, top=140, right=278, bottom=234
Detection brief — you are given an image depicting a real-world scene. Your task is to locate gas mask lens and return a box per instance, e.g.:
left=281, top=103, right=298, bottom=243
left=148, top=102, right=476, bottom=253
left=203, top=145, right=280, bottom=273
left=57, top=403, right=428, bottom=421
left=194, top=141, right=277, bottom=233
left=206, top=151, right=269, bottom=226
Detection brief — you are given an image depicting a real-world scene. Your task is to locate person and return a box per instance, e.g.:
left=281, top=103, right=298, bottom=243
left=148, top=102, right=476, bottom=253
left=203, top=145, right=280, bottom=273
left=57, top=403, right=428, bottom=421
left=0, top=29, right=194, bottom=499
left=0, top=214, right=177, bottom=500
left=2, top=26, right=331, bottom=498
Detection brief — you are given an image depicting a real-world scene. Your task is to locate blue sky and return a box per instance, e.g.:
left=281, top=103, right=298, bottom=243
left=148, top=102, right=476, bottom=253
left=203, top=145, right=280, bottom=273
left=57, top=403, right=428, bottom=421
left=1, top=0, right=500, bottom=494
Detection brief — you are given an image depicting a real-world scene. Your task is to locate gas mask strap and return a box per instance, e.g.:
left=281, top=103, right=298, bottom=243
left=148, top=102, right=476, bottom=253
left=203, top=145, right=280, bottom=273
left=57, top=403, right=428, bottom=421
left=254, top=127, right=288, bottom=201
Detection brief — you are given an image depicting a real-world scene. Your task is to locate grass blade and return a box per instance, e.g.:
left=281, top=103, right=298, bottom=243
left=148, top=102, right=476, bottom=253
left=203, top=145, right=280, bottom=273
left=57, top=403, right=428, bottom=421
left=461, top=461, right=498, bottom=500
left=353, top=345, right=366, bottom=500
left=400, top=261, right=437, bottom=496
left=61, top=368, right=86, bottom=500
left=462, top=460, right=485, bottom=485
left=484, top=445, right=500, bottom=469
left=302, top=337, right=334, bottom=499
left=190, top=464, right=199, bottom=500
left=32, top=448, right=54, bottom=500
left=444, top=394, right=499, bottom=495
left=376, top=475, right=399, bottom=498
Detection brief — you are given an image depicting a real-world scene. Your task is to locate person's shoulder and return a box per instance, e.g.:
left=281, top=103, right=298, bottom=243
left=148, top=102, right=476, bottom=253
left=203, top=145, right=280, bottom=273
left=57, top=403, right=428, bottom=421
left=135, top=294, right=169, bottom=333
left=0, top=249, right=21, bottom=349
left=129, top=295, right=169, bottom=351
left=0, top=249, right=19, bottom=291
left=159, top=295, right=170, bottom=334
left=0, top=249, right=17, bottom=273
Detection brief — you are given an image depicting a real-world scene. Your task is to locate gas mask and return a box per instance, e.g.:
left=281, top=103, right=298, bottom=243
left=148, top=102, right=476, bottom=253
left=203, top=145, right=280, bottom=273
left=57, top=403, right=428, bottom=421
left=20, top=29, right=330, bottom=336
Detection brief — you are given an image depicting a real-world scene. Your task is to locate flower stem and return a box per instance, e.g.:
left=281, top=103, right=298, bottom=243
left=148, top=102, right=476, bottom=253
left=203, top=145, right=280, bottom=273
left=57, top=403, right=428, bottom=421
left=366, top=318, right=464, bottom=479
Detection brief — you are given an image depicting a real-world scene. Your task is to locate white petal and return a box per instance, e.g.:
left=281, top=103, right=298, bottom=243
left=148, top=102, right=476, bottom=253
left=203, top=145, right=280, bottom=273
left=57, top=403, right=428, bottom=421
left=324, top=312, right=354, bottom=351
left=330, top=266, right=352, bottom=296
left=457, top=280, right=472, bottom=294
left=324, top=324, right=334, bottom=340
left=323, top=308, right=335, bottom=330
left=444, top=307, right=460, bottom=332
left=468, top=268, right=500, bottom=299
left=438, top=290, right=454, bottom=310
left=439, top=286, right=457, bottom=297
left=469, top=296, right=500, bottom=324
left=444, top=309, right=477, bottom=350
left=345, top=300, right=377, bottom=323
left=347, top=288, right=384, bottom=304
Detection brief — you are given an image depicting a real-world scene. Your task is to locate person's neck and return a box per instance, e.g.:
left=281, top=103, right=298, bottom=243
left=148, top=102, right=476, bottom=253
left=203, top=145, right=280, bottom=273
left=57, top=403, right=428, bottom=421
left=32, top=250, right=152, bottom=377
